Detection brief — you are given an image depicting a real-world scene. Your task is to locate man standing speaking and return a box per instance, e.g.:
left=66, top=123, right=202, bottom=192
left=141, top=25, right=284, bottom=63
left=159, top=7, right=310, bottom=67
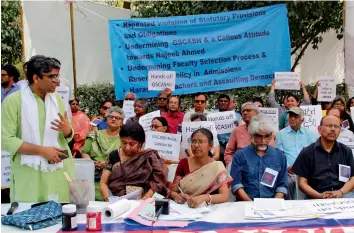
left=1, top=55, right=75, bottom=202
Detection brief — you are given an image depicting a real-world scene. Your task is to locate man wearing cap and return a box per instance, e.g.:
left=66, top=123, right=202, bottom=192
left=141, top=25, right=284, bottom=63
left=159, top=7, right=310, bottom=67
left=276, top=107, right=315, bottom=199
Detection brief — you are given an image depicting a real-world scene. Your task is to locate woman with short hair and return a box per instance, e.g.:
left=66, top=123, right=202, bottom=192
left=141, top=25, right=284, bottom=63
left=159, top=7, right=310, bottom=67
left=127, top=99, right=148, bottom=123
left=100, top=121, right=167, bottom=201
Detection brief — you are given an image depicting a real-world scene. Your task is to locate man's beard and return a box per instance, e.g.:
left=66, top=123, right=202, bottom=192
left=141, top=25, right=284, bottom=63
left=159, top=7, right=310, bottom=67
left=1, top=81, right=9, bottom=87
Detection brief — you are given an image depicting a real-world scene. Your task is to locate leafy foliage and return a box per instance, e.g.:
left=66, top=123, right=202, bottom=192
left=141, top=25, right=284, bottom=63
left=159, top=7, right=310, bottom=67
left=132, top=1, right=344, bottom=71
left=1, top=0, right=22, bottom=64
left=77, top=82, right=346, bottom=118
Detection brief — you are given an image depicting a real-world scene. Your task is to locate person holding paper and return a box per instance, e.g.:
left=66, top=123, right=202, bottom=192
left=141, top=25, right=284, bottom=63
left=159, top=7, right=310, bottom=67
left=91, top=100, right=114, bottom=131
left=268, top=80, right=289, bottom=114
left=310, top=81, right=331, bottom=114
left=161, top=96, right=184, bottom=134
left=183, top=93, right=210, bottom=122
left=225, top=102, right=275, bottom=166
left=212, top=94, right=242, bottom=164
left=127, top=99, right=148, bottom=123
left=292, top=115, right=354, bottom=199
left=99, top=121, right=167, bottom=201
left=82, top=106, right=123, bottom=200
left=276, top=107, right=315, bottom=199
left=1, top=55, right=75, bottom=202
left=313, top=108, right=354, bottom=142
left=330, top=96, right=354, bottom=133
left=69, top=98, right=91, bottom=157
left=156, top=91, right=169, bottom=114
left=230, top=115, right=288, bottom=200
left=170, top=128, right=232, bottom=207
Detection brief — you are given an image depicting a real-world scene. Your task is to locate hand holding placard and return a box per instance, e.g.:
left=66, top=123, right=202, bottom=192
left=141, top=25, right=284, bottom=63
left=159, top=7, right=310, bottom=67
left=274, top=72, right=300, bottom=90
left=318, top=76, right=336, bottom=102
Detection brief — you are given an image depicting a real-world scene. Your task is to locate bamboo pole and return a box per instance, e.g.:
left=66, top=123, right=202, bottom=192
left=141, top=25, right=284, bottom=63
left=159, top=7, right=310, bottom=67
left=70, top=1, right=78, bottom=98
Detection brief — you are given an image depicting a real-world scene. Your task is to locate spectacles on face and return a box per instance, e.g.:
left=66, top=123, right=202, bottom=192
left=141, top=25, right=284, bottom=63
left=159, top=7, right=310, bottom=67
left=191, top=140, right=209, bottom=145
left=194, top=100, right=206, bottom=104
left=242, top=109, right=254, bottom=113
left=134, top=105, right=144, bottom=109
left=1, top=73, right=8, bottom=77
left=107, top=115, right=122, bottom=120
left=151, top=124, right=163, bottom=129
left=159, top=98, right=167, bottom=101
left=322, top=124, right=341, bottom=130
left=254, top=133, right=272, bottom=140
left=102, top=106, right=110, bottom=110
left=125, top=98, right=134, bottom=101
left=42, top=73, right=60, bottom=79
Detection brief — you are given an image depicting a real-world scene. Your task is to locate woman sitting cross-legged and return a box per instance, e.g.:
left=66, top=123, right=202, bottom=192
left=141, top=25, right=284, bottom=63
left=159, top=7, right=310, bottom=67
left=99, top=121, right=168, bottom=201
left=170, top=128, right=232, bottom=208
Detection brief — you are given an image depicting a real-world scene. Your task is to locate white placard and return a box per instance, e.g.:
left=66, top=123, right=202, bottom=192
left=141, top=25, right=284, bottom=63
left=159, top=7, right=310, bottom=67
left=138, top=110, right=160, bottom=132
left=254, top=198, right=285, bottom=211
left=305, top=199, right=354, bottom=214
left=145, top=131, right=181, bottom=162
left=207, top=111, right=236, bottom=134
left=274, top=72, right=300, bottom=90
left=318, top=76, right=336, bottom=102
left=259, top=107, right=279, bottom=131
left=1, top=151, right=11, bottom=188
left=56, top=86, right=70, bottom=111
left=148, top=71, right=176, bottom=91
left=300, top=105, right=322, bottom=132
left=122, top=100, right=135, bottom=124
left=181, top=121, right=218, bottom=149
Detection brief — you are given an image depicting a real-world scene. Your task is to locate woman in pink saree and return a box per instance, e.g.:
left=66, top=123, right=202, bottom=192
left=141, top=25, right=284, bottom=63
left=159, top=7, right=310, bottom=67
left=170, top=128, right=232, bottom=208
left=70, top=98, right=91, bottom=157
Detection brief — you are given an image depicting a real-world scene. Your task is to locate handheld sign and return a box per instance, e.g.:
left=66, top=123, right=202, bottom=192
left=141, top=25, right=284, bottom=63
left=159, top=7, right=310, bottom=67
left=148, top=71, right=176, bottom=91
left=207, top=111, right=236, bottom=134
left=274, top=72, right=300, bottom=90
left=259, top=108, right=279, bottom=131
left=139, top=110, right=160, bottom=132
left=122, top=100, right=135, bottom=124
left=1, top=151, right=11, bottom=188
left=300, top=105, right=322, bottom=132
left=181, top=121, right=219, bottom=149
left=145, top=132, right=181, bottom=162
left=318, top=76, right=336, bottom=102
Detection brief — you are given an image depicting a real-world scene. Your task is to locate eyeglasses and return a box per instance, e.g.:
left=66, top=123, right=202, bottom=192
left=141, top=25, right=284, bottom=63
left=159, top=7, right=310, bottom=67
left=1, top=73, right=8, bottom=77
left=102, top=106, right=110, bottom=110
left=159, top=98, right=167, bottom=101
left=107, top=115, right=122, bottom=120
left=254, top=133, right=272, bottom=140
left=134, top=105, right=144, bottom=109
left=191, top=140, right=209, bottom=145
left=194, top=100, right=206, bottom=104
left=242, top=109, right=254, bottom=113
left=42, top=73, right=60, bottom=79
left=151, top=124, right=163, bottom=129
left=125, top=98, right=134, bottom=101
left=322, top=124, right=341, bottom=130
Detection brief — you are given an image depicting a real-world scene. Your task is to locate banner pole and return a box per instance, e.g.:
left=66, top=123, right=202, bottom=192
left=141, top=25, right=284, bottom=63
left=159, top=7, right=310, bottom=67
left=70, top=1, right=78, bottom=98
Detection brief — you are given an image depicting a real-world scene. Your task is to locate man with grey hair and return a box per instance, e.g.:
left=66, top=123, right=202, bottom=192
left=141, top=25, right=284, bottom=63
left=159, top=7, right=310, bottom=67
left=230, top=115, right=288, bottom=200
left=276, top=107, right=314, bottom=199
left=124, top=92, right=136, bottom=101
left=225, top=102, right=263, bottom=166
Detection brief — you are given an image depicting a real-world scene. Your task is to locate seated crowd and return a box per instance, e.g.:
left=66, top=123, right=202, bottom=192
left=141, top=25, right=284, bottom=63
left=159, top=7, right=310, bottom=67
left=2, top=57, right=354, bottom=205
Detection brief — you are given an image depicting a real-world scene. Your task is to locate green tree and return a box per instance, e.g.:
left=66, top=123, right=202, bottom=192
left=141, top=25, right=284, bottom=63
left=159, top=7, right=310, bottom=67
left=132, top=1, right=343, bottom=71
left=1, top=0, right=22, bottom=64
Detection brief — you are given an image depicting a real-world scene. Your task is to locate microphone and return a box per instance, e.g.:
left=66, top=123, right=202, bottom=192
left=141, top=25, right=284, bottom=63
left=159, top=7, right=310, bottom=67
left=7, top=202, right=19, bottom=215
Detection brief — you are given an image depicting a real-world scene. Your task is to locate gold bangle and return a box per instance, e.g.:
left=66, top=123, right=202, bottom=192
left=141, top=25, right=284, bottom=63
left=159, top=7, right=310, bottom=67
left=207, top=194, right=212, bottom=205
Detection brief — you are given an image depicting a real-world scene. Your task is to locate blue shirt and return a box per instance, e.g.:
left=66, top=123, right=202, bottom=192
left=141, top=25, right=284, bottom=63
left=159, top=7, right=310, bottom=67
left=211, top=109, right=242, bottom=144
left=1, top=83, right=20, bottom=102
left=230, top=145, right=288, bottom=199
left=276, top=126, right=315, bottom=167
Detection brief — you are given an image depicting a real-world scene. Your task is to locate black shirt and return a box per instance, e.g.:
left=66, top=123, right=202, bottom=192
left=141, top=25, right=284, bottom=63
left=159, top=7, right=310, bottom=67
left=292, top=138, right=354, bottom=194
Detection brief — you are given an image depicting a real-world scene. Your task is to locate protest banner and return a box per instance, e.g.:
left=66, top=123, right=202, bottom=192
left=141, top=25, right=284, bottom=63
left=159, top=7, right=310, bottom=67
left=318, top=76, right=336, bottom=102
left=259, top=107, right=279, bottom=131
left=181, top=121, right=219, bottom=149
left=274, top=72, right=300, bottom=90
left=300, top=105, right=322, bottom=132
left=139, top=110, right=160, bottom=132
left=207, top=111, right=236, bottom=134
left=145, top=131, right=181, bottom=161
left=122, top=100, right=135, bottom=123
left=109, top=4, right=290, bottom=99
left=148, top=71, right=176, bottom=91
left=1, top=151, right=11, bottom=188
